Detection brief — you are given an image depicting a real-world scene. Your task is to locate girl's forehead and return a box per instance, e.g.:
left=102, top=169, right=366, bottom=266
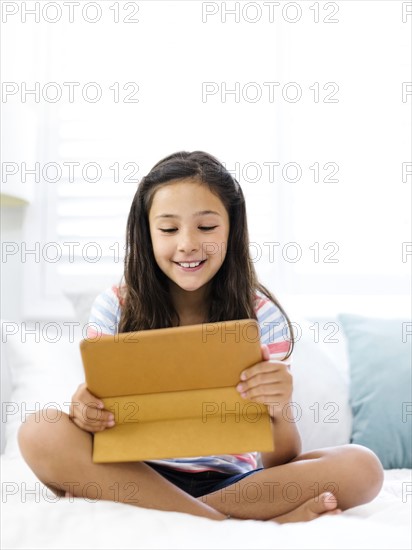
left=149, top=179, right=227, bottom=212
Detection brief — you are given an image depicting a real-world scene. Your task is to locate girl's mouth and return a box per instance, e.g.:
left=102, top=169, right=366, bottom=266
left=174, top=259, right=206, bottom=271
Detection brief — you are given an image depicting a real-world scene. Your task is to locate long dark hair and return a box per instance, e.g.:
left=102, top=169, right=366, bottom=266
left=118, top=151, right=294, bottom=359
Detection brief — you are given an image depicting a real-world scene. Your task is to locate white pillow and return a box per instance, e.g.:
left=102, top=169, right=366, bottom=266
left=1, top=321, right=84, bottom=458
left=289, top=317, right=352, bottom=452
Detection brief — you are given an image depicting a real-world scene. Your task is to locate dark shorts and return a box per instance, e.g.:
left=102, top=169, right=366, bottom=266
left=144, top=462, right=265, bottom=498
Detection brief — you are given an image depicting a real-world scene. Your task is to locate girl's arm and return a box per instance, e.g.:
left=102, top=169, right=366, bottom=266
left=237, top=344, right=302, bottom=468
left=260, top=408, right=302, bottom=468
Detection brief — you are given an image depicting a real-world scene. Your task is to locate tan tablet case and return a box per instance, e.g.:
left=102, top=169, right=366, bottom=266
left=80, top=319, right=274, bottom=463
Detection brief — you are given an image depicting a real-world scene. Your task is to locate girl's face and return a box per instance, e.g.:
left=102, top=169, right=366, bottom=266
left=148, top=179, right=230, bottom=295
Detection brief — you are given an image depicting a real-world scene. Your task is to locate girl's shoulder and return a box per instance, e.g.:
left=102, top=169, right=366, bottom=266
left=91, top=285, right=125, bottom=309
left=110, top=284, right=126, bottom=307
left=88, top=285, right=124, bottom=336
left=253, top=289, right=281, bottom=316
left=253, top=289, right=291, bottom=358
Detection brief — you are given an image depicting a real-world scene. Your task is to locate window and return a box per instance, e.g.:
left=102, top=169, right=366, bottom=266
left=2, top=1, right=408, bottom=319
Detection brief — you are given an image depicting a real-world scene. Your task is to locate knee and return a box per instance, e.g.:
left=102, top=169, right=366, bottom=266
left=18, top=409, right=70, bottom=465
left=339, top=444, right=384, bottom=503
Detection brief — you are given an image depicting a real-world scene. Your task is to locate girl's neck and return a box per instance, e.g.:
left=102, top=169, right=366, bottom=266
left=170, top=283, right=210, bottom=326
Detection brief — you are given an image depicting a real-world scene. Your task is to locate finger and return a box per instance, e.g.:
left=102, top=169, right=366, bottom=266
left=84, top=404, right=115, bottom=425
left=236, top=362, right=291, bottom=392
left=246, top=391, right=287, bottom=405
left=100, top=408, right=116, bottom=425
left=237, top=367, right=287, bottom=396
left=75, top=383, right=104, bottom=410
left=81, top=391, right=104, bottom=410
left=239, top=383, right=285, bottom=402
left=72, top=401, right=114, bottom=429
left=238, top=368, right=292, bottom=397
left=239, top=360, right=290, bottom=382
left=70, top=415, right=105, bottom=434
left=261, top=344, right=270, bottom=362
left=237, top=375, right=281, bottom=397
left=72, top=411, right=115, bottom=432
left=71, top=384, right=104, bottom=416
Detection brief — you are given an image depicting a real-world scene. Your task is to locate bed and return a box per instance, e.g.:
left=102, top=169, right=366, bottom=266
left=1, top=310, right=411, bottom=549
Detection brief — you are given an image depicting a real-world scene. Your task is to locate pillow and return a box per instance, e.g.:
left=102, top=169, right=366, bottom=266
left=1, top=321, right=85, bottom=458
left=287, top=317, right=352, bottom=453
left=338, top=314, right=412, bottom=469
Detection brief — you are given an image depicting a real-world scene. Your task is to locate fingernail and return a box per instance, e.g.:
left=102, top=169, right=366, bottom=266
left=240, top=372, right=247, bottom=381
left=107, top=420, right=115, bottom=427
left=236, top=384, right=244, bottom=392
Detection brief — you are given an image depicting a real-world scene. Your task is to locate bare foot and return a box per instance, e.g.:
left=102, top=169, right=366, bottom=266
left=271, top=492, right=342, bottom=524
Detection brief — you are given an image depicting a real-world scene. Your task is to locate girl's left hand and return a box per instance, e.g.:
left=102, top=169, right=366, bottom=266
left=236, top=344, right=293, bottom=419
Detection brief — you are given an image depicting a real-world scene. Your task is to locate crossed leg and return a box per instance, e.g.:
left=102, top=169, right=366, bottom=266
left=18, top=410, right=227, bottom=520
left=200, top=445, right=384, bottom=521
left=18, top=410, right=384, bottom=523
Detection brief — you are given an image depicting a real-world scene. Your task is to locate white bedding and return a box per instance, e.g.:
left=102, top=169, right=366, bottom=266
left=1, top=317, right=411, bottom=549
left=1, top=455, right=411, bottom=549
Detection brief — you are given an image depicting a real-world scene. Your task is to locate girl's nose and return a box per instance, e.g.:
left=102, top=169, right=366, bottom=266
left=178, top=231, right=200, bottom=253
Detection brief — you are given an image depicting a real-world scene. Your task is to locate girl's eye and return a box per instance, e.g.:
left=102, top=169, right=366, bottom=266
left=160, top=225, right=217, bottom=233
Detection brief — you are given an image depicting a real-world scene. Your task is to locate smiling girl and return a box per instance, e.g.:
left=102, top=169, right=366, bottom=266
left=18, top=151, right=384, bottom=522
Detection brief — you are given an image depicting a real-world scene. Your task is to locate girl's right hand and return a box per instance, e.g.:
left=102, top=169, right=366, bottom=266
left=69, top=382, right=115, bottom=433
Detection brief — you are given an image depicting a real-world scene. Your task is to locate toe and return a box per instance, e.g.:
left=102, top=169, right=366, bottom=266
left=308, top=492, right=338, bottom=515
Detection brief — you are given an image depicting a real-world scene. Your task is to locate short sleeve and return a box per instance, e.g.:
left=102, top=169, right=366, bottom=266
left=86, top=286, right=121, bottom=338
left=254, top=291, right=292, bottom=360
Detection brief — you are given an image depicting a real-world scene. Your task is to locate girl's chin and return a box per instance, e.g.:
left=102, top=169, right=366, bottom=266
left=175, top=283, right=205, bottom=293
left=169, top=278, right=209, bottom=293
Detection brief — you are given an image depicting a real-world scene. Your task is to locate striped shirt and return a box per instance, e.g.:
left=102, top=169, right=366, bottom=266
left=87, top=285, right=291, bottom=474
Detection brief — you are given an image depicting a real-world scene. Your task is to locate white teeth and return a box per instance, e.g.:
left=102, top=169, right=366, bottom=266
left=178, top=261, right=202, bottom=268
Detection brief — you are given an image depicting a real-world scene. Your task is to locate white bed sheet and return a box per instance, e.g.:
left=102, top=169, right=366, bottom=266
left=1, top=454, right=411, bottom=550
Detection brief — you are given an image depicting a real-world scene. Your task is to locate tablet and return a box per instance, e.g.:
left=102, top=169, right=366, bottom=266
left=80, top=319, right=274, bottom=462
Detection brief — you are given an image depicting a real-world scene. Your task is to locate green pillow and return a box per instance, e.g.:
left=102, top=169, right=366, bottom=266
left=338, top=314, right=412, bottom=469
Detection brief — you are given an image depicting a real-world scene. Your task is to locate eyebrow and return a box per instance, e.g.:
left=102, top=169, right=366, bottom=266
left=155, top=210, right=222, bottom=219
